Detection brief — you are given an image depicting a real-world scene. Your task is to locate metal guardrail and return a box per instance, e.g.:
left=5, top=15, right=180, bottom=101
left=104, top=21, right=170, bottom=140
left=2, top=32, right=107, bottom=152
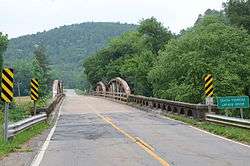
left=6, top=93, right=65, bottom=139
left=206, top=114, right=250, bottom=129
left=8, top=114, right=47, bottom=138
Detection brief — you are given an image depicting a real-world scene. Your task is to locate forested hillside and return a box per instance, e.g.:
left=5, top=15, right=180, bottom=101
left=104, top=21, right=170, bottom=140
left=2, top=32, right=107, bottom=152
left=4, top=22, right=136, bottom=89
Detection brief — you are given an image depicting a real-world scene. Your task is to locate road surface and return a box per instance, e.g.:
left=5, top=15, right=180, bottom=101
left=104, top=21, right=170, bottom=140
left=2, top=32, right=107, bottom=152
left=36, top=89, right=250, bottom=166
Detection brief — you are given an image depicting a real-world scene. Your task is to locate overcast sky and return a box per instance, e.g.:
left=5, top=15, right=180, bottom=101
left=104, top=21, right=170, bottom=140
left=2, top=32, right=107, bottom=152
left=1, top=0, right=226, bottom=38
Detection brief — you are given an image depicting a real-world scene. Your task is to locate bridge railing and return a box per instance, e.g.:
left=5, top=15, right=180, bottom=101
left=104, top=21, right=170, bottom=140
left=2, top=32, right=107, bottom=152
left=92, top=91, right=218, bottom=119
left=92, top=91, right=128, bottom=102
left=128, top=94, right=218, bottom=119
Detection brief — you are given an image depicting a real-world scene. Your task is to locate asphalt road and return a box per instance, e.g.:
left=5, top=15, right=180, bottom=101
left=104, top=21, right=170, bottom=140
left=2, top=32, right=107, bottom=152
left=37, top=89, right=250, bottom=166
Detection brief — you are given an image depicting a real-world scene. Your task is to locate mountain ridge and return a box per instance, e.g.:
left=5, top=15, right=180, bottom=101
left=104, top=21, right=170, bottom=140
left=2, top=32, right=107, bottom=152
left=4, top=22, right=137, bottom=88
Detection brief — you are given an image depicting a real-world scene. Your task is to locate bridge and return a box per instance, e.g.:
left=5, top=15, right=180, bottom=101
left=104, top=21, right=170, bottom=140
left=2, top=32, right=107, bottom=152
left=27, top=78, right=250, bottom=166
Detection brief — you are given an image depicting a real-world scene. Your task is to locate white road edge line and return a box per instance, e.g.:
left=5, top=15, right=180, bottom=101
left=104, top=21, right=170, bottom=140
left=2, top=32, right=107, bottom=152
left=160, top=114, right=250, bottom=148
left=30, top=99, right=64, bottom=166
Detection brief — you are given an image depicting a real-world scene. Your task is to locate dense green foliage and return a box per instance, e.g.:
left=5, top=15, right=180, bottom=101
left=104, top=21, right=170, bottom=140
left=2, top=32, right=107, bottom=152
left=12, top=60, right=32, bottom=96
left=149, top=16, right=250, bottom=103
left=4, top=22, right=136, bottom=92
left=84, top=3, right=250, bottom=107
left=224, top=0, right=250, bottom=32
left=0, top=33, right=8, bottom=74
left=195, top=9, right=229, bottom=25
left=32, top=46, right=52, bottom=97
left=138, top=17, right=173, bottom=54
left=84, top=17, right=173, bottom=96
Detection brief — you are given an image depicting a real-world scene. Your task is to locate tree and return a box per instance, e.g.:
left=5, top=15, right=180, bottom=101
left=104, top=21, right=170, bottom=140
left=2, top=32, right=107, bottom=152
left=32, top=46, right=52, bottom=97
left=148, top=16, right=250, bottom=103
left=138, top=17, right=173, bottom=54
left=84, top=31, right=145, bottom=86
left=4, top=23, right=136, bottom=89
left=0, top=33, right=8, bottom=71
left=120, top=50, right=154, bottom=96
left=12, top=60, right=32, bottom=96
left=83, top=18, right=173, bottom=95
left=195, top=9, right=229, bottom=25
left=224, top=0, right=250, bottom=32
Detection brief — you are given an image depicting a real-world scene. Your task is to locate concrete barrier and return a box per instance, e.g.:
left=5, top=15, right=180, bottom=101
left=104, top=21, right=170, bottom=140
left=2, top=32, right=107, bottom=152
left=92, top=91, right=218, bottom=119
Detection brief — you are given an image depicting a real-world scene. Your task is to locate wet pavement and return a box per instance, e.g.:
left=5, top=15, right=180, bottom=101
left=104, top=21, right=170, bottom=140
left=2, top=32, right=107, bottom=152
left=39, top=90, right=250, bottom=166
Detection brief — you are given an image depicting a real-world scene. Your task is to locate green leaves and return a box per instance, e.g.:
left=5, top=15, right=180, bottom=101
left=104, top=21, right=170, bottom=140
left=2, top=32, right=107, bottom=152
left=32, top=46, right=52, bottom=97
left=149, top=16, right=250, bottom=103
left=224, top=0, right=250, bottom=33
left=83, top=18, right=173, bottom=95
left=138, top=17, right=173, bottom=54
left=0, top=33, right=8, bottom=54
left=83, top=14, right=249, bottom=106
left=4, top=23, right=136, bottom=89
left=0, top=33, right=8, bottom=72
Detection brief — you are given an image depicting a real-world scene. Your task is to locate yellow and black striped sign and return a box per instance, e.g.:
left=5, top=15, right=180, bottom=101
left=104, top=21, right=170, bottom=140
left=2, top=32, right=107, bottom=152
left=1, top=68, right=14, bottom=103
left=204, top=74, right=214, bottom=97
left=30, top=79, right=39, bottom=101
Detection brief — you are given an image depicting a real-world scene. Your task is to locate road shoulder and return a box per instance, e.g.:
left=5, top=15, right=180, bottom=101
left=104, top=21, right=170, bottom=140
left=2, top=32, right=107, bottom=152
left=0, top=127, right=51, bottom=166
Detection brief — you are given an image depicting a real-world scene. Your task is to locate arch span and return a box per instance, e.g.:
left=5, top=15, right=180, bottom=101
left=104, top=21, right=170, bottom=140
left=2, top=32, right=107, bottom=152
left=108, top=77, right=131, bottom=95
left=96, top=81, right=106, bottom=93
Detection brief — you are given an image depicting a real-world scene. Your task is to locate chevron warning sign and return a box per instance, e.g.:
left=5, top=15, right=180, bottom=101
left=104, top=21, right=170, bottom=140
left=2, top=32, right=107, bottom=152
left=30, top=79, right=39, bottom=101
left=204, top=74, right=214, bottom=97
left=1, top=68, right=14, bottom=103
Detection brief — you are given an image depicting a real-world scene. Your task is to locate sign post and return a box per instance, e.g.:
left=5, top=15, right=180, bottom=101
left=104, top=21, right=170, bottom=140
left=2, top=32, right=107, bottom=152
left=240, top=108, right=243, bottom=119
left=4, top=104, right=9, bottom=141
left=30, top=79, right=39, bottom=115
left=1, top=68, right=14, bottom=141
left=217, top=96, right=249, bottom=119
left=204, top=74, right=214, bottom=113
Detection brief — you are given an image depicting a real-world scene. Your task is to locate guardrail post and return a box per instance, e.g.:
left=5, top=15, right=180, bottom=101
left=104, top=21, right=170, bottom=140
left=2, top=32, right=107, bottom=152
left=4, top=103, right=9, bottom=142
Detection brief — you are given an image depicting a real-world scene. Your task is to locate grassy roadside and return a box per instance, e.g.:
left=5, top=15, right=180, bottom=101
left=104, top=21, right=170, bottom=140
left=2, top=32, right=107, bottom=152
left=0, top=122, right=49, bottom=157
left=165, top=114, right=250, bottom=145
left=0, top=95, right=52, bottom=158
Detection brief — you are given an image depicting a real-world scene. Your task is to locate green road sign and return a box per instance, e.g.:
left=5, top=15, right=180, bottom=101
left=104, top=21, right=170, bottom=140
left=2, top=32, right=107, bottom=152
left=217, top=96, right=249, bottom=109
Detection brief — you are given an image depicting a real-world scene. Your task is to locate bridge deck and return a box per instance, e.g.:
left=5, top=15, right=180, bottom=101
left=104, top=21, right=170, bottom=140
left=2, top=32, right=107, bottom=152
left=38, top=90, right=250, bottom=166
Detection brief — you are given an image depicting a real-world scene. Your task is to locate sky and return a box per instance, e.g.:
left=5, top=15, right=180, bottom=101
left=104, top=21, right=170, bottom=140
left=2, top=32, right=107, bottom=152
left=0, top=0, right=226, bottom=38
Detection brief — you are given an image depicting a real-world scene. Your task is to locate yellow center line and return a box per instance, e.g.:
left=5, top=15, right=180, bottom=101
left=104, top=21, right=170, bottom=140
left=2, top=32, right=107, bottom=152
left=96, top=113, right=170, bottom=166
left=135, top=137, right=155, bottom=152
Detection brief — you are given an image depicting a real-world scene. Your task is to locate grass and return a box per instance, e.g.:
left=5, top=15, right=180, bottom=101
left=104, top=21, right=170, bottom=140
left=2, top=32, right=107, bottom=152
left=0, top=95, right=52, bottom=157
left=165, top=113, right=250, bottom=145
left=9, top=99, right=32, bottom=122
left=14, top=96, right=31, bottom=105
left=0, top=122, right=49, bottom=157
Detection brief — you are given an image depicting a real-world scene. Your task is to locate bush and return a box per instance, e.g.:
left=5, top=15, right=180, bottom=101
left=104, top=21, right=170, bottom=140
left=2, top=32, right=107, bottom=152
left=148, top=16, right=250, bottom=103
